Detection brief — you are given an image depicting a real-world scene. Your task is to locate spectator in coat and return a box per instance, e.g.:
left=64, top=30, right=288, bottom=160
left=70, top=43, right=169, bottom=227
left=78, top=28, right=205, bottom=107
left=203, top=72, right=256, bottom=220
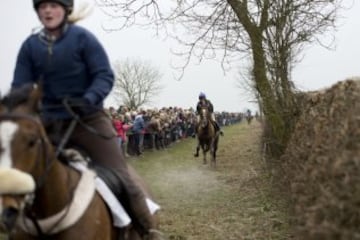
left=132, top=111, right=145, bottom=156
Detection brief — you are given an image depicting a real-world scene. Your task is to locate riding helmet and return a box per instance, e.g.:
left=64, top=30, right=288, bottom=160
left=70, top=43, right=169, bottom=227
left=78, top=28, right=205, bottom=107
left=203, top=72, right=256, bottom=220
left=33, top=0, right=74, bottom=13
left=199, top=92, right=206, bottom=99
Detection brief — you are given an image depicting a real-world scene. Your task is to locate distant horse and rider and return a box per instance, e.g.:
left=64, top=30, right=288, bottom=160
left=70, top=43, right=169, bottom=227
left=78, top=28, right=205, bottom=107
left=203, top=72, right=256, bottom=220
left=193, top=92, right=222, bottom=168
left=245, top=109, right=253, bottom=125
left=0, top=85, right=161, bottom=240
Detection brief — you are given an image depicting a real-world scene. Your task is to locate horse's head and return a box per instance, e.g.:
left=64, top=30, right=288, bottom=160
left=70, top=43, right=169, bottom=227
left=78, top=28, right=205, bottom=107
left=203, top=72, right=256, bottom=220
left=0, top=84, right=51, bottom=231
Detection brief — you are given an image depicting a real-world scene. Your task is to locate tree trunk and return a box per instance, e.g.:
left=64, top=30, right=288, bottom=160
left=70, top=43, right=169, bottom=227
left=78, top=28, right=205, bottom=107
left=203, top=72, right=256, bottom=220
left=227, top=0, right=288, bottom=156
left=251, top=34, right=287, bottom=156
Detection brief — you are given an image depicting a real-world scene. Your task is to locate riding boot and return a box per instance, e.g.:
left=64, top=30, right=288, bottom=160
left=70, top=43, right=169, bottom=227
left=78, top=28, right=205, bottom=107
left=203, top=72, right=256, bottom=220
left=213, top=121, right=224, bottom=136
left=116, top=171, right=155, bottom=239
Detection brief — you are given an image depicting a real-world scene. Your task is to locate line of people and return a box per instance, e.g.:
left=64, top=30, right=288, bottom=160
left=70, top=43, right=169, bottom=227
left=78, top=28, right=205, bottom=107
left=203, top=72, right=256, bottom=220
left=108, top=105, right=244, bottom=157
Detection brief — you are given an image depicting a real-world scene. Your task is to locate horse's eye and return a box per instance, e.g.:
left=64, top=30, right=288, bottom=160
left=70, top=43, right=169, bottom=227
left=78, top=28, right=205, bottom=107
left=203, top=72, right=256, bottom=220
left=27, top=137, right=39, bottom=148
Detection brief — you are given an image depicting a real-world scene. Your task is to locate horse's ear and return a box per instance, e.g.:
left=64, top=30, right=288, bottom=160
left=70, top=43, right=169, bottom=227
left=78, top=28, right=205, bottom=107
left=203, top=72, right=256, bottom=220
left=27, top=83, right=42, bottom=114
left=0, top=92, right=6, bottom=114
left=0, top=84, right=41, bottom=114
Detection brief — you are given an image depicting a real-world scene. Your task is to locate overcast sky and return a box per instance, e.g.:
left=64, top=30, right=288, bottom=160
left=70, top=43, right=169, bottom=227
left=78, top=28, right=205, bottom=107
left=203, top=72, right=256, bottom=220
left=1, top=0, right=359, bottom=113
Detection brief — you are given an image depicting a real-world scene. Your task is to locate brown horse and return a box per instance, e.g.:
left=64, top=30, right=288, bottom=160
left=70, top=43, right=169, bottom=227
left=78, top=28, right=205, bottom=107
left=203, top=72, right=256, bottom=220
left=0, top=86, right=160, bottom=240
left=246, top=115, right=253, bottom=125
left=193, top=108, right=219, bottom=168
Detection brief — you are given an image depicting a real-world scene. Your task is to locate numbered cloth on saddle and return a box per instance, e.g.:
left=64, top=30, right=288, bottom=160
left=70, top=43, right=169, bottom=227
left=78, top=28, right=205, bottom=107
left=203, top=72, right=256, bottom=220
left=90, top=164, right=124, bottom=200
left=70, top=161, right=160, bottom=228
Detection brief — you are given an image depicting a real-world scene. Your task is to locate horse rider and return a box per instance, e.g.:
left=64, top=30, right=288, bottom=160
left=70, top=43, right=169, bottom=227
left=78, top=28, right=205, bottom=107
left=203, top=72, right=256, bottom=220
left=246, top=109, right=252, bottom=118
left=193, top=92, right=224, bottom=136
left=11, top=0, right=155, bottom=238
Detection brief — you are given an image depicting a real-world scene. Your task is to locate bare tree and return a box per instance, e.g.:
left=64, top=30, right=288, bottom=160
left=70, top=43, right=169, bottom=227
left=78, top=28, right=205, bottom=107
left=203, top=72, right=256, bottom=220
left=96, top=0, right=346, bottom=156
left=111, top=58, right=163, bottom=109
left=235, top=63, right=263, bottom=111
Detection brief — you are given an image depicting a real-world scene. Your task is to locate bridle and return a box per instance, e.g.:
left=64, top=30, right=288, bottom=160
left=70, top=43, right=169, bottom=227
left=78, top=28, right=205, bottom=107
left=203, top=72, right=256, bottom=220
left=0, top=113, right=55, bottom=190
left=0, top=113, right=57, bottom=237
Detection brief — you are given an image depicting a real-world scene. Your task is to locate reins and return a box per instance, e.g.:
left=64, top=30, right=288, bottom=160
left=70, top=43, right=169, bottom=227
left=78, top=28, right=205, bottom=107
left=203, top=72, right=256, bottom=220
left=0, top=113, right=54, bottom=237
left=0, top=113, right=55, bottom=189
left=63, top=99, right=114, bottom=140
left=0, top=112, right=75, bottom=237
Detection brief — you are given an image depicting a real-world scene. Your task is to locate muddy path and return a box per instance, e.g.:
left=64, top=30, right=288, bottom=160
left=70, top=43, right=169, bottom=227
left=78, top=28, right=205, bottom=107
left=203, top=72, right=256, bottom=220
left=130, top=121, right=290, bottom=240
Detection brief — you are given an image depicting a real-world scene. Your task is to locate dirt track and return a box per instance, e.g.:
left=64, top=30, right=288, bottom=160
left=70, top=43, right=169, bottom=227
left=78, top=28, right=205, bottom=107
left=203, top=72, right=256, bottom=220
left=130, top=121, right=290, bottom=240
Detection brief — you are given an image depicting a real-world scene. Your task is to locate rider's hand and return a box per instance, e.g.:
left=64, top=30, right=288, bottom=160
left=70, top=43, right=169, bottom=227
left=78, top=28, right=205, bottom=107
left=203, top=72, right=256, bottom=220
left=66, top=98, right=90, bottom=116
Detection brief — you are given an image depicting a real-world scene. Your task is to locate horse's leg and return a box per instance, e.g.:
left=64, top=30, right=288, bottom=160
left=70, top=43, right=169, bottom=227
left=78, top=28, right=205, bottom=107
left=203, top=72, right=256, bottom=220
left=213, top=137, right=219, bottom=168
left=194, top=140, right=200, bottom=157
left=209, top=146, right=214, bottom=168
left=209, top=142, right=215, bottom=168
left=209, top=136, right=218, bottom=168
left=202, top=145, right=207, bottom=165
left=212, top=144, right=217, bottom=168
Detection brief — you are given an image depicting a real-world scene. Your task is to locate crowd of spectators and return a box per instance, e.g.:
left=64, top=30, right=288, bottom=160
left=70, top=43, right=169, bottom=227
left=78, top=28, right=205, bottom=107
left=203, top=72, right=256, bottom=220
left=106, top=105, right=245, bottom=157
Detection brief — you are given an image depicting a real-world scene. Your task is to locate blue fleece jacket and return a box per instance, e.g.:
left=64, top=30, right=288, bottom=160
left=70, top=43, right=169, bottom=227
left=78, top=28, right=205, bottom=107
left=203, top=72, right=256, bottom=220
left=132, top=115, right=145, bottom=134
left=12, top=24, right=114, bottom=119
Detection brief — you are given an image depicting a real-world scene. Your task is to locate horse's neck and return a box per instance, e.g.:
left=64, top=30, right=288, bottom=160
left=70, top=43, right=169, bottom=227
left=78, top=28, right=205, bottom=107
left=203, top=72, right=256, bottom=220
left=200, top=115, right=209, bottom=124
left=32, top=159, right=80, bottom=218
left=198, top=116, right=214, bottom=134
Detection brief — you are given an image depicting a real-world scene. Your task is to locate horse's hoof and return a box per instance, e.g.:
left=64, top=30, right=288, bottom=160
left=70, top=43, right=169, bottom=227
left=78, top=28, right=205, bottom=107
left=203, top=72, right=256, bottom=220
left=194, top=154, right=199, bottom=157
